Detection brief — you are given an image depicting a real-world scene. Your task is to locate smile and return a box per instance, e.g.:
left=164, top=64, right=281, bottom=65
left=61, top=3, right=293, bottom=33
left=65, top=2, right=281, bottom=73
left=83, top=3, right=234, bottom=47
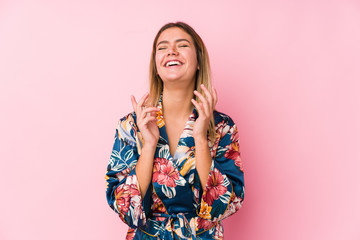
left=164, top=60, right=183, bottom=67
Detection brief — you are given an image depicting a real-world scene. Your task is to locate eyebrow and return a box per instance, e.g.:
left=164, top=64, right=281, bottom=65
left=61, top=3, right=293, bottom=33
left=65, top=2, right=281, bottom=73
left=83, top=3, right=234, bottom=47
left=156, top=38, right=191, bottom=47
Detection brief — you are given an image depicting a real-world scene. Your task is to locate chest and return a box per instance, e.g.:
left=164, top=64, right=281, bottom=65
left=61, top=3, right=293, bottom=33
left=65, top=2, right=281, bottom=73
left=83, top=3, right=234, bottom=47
left=164, top=116, right=188, bottom=157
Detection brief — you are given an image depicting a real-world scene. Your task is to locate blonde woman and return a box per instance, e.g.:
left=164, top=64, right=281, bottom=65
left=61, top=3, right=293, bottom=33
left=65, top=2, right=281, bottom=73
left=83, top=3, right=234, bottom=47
left=106, top=22, right=245, bottom=240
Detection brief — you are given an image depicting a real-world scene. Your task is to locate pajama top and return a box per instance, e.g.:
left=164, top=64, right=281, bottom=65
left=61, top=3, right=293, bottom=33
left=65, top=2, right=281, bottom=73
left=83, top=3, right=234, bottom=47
left=105, top=93, right=245, bottom=240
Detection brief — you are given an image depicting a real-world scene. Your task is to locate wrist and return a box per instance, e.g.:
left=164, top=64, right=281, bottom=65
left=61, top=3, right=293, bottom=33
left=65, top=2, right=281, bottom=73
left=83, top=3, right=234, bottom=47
left=194, top=136, right=208, bottom=146
left=142, top=144, right=157, bottom=152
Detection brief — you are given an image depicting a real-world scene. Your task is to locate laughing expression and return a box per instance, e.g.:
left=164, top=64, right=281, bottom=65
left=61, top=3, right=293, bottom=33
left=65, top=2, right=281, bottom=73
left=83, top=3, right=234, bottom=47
left=155, top=27, right=198, bottom=85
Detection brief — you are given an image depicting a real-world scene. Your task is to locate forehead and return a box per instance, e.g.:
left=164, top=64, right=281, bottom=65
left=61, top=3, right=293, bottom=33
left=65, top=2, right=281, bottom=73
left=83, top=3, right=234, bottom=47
left=156, top=27, right=194, bottom=44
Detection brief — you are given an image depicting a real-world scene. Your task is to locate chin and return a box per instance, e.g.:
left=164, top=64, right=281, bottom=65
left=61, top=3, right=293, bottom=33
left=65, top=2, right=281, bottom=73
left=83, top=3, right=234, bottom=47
left=160, top=75, right=185, bottom=82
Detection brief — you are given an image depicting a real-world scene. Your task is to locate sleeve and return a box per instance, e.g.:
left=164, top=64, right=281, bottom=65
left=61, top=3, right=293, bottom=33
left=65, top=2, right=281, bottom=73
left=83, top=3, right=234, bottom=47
left=105, top=114, right=152, bottom=228
left=195, top=117, right=245, bottom=222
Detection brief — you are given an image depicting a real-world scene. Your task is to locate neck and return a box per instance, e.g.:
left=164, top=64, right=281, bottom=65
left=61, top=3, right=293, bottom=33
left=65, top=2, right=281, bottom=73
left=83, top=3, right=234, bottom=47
left=162, top=82, right=195, bottom=119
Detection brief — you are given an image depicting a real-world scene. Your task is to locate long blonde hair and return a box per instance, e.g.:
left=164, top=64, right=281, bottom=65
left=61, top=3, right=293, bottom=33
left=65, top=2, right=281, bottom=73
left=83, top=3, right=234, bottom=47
left=147, top=22, right=216, bottom=141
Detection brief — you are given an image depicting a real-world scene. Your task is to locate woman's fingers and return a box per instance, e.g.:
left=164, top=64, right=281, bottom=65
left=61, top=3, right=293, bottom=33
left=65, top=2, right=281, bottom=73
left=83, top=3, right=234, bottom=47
left=141, top=115, right=157, bottom=126
left=131, top=93, right=151, bottom=117
left=194, top=90, right=210, bottom=116
left=200, top=84, right=213, bottom=110
left=137, top=92, right=149, bottom=112
left=130, top=95, right=138, bottom=114
left=139, top=107, right=159, bottom=121
left=191, top=98, right=206, bottom=117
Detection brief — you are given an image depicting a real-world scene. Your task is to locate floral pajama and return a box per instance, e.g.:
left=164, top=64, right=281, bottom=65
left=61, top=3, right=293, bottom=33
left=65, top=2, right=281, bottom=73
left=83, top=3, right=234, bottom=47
left=105, top=94, right=245, bottom=239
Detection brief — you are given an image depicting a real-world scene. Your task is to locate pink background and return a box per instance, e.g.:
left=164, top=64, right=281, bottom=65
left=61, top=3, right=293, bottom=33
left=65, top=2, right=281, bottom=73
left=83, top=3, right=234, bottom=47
left=1, top=1, right=359, bottom=239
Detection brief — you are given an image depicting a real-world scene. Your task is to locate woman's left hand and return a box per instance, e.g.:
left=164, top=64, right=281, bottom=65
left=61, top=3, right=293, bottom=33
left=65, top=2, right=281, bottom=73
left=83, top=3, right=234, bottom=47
left=191, top=84, right=218, bottom=141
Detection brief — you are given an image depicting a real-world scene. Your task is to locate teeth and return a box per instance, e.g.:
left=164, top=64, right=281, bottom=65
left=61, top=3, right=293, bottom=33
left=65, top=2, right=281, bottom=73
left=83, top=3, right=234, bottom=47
left=166, top=61, right=181, bottom=67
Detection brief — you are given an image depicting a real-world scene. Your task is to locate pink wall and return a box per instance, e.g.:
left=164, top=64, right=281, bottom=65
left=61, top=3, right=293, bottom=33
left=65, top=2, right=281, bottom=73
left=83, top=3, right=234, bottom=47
left=1, top=1, right=359, bottom=239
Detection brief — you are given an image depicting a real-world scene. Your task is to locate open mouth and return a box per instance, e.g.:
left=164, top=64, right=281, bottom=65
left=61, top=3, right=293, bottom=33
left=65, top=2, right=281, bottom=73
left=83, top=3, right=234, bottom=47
left=164, top=60, right=183, bottom=67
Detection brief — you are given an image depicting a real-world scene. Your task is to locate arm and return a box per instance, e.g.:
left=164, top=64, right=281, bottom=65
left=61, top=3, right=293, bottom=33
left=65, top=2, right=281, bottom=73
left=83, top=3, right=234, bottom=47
left=194, top=137, right=212, bottom=190
left=106, top=93, right=160, bottom=227
left=130, top=93, right=160, bottom=198
left=192, top=84, right=217, bottom=190
left=196, top=117, right=245, bottom=221
left=192, top=85, right=244, bottom=222
left=105, top=115, right=152, bottom=228
left=135, top=145, right=156, bottom=198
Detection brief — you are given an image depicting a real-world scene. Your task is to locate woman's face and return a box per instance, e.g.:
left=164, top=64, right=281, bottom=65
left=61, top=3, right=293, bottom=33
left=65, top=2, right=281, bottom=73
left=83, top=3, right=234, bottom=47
left=155, top=27, right=198, bottom=86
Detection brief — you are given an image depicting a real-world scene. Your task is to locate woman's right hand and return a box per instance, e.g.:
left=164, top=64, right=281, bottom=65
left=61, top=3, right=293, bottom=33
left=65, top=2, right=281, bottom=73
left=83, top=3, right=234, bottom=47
left=130, top=93, right=160, bottom=149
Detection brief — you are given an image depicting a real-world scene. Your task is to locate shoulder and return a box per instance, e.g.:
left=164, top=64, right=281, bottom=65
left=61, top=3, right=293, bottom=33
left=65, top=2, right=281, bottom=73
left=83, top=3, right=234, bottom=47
left=213, top=110, right=238, bottom=139
left=118, top=111, right=137, bottom=126
left=116, top=111, right=138, bottom=140
left=213, top=110, right=236, bottom=127
left=213, top=110, right=239, bottom=141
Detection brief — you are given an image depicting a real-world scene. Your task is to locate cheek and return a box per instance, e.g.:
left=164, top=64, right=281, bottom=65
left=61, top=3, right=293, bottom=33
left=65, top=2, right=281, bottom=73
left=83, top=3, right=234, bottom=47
left=187, top=52, right=198, bottom=69
left=155, top=54, right=162, bottom=69
left=187, top=50, right=198, bottom=65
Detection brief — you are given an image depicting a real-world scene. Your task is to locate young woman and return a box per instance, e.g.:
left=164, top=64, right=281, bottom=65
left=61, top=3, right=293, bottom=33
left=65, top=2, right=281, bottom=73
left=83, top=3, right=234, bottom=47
left=105, top=22, right=245, bottom=240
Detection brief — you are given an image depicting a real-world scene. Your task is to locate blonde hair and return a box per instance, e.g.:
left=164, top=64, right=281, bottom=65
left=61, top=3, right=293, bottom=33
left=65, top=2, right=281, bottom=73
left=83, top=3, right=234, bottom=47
left=147, top=21, right=216, bottom=141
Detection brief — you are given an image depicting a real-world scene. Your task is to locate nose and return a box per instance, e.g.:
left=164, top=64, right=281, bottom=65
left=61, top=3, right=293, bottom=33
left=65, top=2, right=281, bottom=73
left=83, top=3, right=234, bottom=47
left=167, top=45, right=178, bottom=56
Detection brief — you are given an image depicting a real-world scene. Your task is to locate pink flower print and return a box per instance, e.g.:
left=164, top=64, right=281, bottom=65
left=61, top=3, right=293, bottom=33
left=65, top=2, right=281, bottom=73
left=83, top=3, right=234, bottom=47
left=126, top=228, right=136, bottom=240
left=196, top=217, right=216, bottom=230
left=222, top=192, right=243, bottom=219
left=234, top=155, right=243, bottom=171
left=229, top=125, right=239, bottom=141
left=116, top=168, right=131, bottom=183
left=115, top=185, right=130, bottom=215
left=216, top=120, right=228, bottom=138
left=152, top=158, right=180, bottom=188
left=214, top=222, right=224, bottom=240
left=225, top=141, right=243, bottom=171
left=203, top=169, right=227, bottom=206
left=224, top=147, right=240, bottom=161
left=129, top=183, right=141, bottom=210
left=151, top=192, right=167, bottom=213
left=193, top=187, right=200, bottom=203
left=129, top=182, right=140, bottom=197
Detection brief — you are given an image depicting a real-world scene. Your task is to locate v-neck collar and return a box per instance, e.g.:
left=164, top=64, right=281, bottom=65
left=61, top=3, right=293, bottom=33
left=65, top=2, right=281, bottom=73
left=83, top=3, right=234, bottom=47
left=155, top=92, right=198, bottom=160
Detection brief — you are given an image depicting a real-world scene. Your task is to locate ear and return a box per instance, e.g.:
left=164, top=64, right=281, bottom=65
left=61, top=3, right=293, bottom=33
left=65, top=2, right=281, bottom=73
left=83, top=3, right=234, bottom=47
left=197, top=65, right=200, bottom=70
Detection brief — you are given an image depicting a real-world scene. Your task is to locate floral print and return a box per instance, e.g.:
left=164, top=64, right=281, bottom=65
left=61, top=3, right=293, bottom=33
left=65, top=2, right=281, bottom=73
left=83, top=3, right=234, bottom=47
left=198, top=200, right=212, bottom=220
left=126, top=228, right=136, bottom=240
left=153, top=158, right=180, bottom=188
left=115, top=185, right=130, bottom=215
left=202, top=169, right=228, bottom=206
left=105, top=93, right=245, bottom=239
left=196, top=217, right=217, bottom=232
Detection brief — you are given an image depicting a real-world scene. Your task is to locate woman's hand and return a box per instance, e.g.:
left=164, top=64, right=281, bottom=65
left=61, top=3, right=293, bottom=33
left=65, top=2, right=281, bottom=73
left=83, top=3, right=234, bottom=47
left=131, top=93, right=160, bottom=149
left=191, top=84, right=218, bottom=141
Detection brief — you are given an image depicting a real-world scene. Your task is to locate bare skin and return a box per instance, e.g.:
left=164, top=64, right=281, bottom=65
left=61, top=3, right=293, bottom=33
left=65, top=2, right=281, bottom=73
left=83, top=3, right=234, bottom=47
left=131, top=27, right=218, bottom=198
left=162, top=86, right=195, bottom=157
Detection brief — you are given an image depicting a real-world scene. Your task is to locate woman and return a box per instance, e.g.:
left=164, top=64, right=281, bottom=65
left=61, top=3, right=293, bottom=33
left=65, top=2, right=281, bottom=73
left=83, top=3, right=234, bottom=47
left=105, top=22, right=245, bottom=240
